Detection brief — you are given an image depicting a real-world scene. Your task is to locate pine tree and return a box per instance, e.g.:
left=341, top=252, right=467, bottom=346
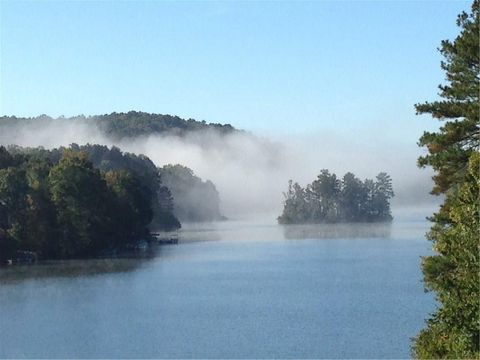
left=412, top=1, right=480, bottom=358
left=416, top=1, right=479, bottom=194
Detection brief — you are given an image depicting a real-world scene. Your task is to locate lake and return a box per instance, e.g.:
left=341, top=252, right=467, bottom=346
left=0, top=219, right=435, bottom=359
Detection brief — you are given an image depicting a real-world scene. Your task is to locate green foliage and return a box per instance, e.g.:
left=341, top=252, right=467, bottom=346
left=23, top=158, right=58, bottom=256
left=48, top=151, right=114, bottom=257
left=0, top=146, right=20, bottom=169
left=0, top=167, right=28, bottom=251
left=105, top=170, right=153, bottom=242
left=159, top=164, right=224, bottom=222
left=96, top=111, right=236, bottom=138
left=10, top=144, right=181, bottom=231
left=412, top=2, right=480, bottom=358
left=66, top=143, right=180, bottom=230
left=0, top=111, right=237, bottom=139
left=0, top=145, right=174, bottom=260
left=413, top=153, right=479, bottom=359
left=278, top=170, right=394, bottom=224
left=415, top=1, right=479, bottom=195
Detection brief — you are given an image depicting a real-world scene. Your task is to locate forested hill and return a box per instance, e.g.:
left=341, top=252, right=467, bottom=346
left=0, top=111, right=237, bottom=139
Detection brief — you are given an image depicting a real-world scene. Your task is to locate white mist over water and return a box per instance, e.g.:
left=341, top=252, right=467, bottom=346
left=0, top=119, right=439, bottom=219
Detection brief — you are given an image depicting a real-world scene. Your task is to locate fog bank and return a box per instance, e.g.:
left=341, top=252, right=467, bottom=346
left=0, top=119, right=438, bottom=219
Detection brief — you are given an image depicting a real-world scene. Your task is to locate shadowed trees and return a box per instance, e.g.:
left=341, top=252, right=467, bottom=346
left=48, top=151, right=114, bottom=257
left=8, top=144, right=181, bottom=231
left=0, top=145, right=179, bottom=261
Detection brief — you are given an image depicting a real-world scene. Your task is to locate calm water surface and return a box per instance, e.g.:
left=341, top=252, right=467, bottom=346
left=0, top=220, right=435, bottom=359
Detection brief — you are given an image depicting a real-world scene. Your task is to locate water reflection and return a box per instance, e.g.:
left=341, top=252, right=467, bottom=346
left=0, top=220, right=433, bottom=359
left=177, top=223, right=222, bottom=243
left=1, top=221, right=399, bottom=284
left=0, top=255, right=153, bottom=284
left=282, top=222, right=392, bottom=240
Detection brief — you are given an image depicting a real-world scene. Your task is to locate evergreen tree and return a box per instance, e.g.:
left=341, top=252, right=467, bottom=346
left=414, top=153, right=479, bottom=359
left=416, top=2, right=479, bottom=194
left=278, top=180, right=308, bottom=224
left=309, top=170, right=341, bottom=222
left=371, top=172, right=394, bottom=221
left=278, top=170, right=394, bottom=224
left=412, top=2, right=480, bottom=357
left=341, top=172, right=366, bottom=221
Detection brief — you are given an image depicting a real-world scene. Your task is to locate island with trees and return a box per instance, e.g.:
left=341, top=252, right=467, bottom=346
left=278, top=170, right=394, bottom=224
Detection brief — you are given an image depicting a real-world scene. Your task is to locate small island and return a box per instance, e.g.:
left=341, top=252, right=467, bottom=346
left=278, top=170, right=394, bottom=224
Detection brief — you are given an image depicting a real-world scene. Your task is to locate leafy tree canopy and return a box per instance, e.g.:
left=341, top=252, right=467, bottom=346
left=0, top=145, right=181, bottom=261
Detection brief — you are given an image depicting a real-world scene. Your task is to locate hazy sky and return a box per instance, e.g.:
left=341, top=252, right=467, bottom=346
left=0, top=0, right=469, bottom=138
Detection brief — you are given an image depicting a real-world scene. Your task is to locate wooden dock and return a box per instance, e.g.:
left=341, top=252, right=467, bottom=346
left=151, top=232, right=179, bottom=245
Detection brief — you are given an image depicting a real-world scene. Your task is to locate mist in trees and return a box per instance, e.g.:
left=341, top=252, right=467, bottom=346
left=278, top=170, right=394, bottom=224
left=0, top=111, right=236, bottom=140
left=0, top=110, right=439, bottom=219
left=159, top=164, right=224, bottom=222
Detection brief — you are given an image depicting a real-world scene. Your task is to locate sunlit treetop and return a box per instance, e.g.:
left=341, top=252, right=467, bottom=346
left=416, top=0, right=479, bottom=195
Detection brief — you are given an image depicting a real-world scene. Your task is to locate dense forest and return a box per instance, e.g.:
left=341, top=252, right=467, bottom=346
left=159, top=164, right=224, bottom=222
left=0, top=145, right=181, bottom=261
left=8, top=144, right=181, bottom=230
left=278, top=170, right=394, bottom=224
left=0, top=111, right=237, bottom=139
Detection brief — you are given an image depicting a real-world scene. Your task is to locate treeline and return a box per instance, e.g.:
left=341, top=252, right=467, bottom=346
left=0, top=144, right=226, bottom=261
left=0, top=145, right=181, bottom=261
left=9, top=144, right=181, bottom=230
left=278, top=170, right=394, bottom=224
left=159, top=164, right=225, bottom=222
left=0, top=111, right=237, bottom=139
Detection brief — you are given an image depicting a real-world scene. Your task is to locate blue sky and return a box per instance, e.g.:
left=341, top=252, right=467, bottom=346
left=0, top=0, right=470, bottom=137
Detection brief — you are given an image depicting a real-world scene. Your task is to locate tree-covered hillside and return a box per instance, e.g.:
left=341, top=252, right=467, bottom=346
left=0, top=145, right=172, bottom=260
left=0, top=111, right=237, bottom=139
left=8, top=144, right=181, bottom=231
